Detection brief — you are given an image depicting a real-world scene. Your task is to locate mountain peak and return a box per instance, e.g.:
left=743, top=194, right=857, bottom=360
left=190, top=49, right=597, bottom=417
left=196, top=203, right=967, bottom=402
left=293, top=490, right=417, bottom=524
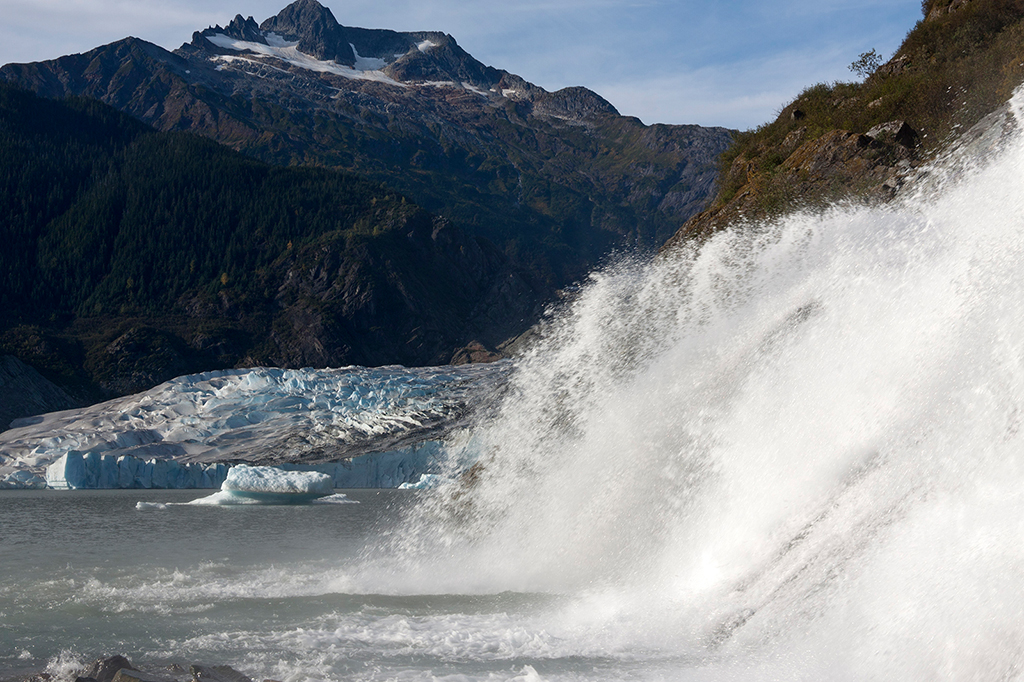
left=225, top=14, right=262, bottom=42
left=259, top=0, right=354, bottom=64
left=262, top=0, right=339, bottom=35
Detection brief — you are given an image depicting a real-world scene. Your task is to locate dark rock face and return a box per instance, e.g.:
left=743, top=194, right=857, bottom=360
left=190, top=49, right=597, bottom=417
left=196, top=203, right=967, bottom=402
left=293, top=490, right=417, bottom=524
left=110, top=668, right=181, bottom=682
left=264, top=212, right=542, bottom=369
left=0, top=356, right=79, bottom=431
left=211, top=15, right=264, bottom=45
left=13, top=656, right=257, bottom=682
left=450, top=340, right=504, bottom=365
left=188, top=666, right=251, bottom=682
left=90, top=328, right=194, bottom=397
left=258, top=0, right=355, bottom=64
left=866, top=120, right=919, bottom=148
left=83, top=656, right=134, bottom=682
left=532, top=86, right=619, bottom=120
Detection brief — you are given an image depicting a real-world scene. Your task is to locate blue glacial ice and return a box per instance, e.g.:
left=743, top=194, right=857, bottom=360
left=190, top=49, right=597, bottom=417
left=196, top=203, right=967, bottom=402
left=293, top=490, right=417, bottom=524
left=0, top=363, right=507, bottom=489
left=1, top=469, right=46, bottom=489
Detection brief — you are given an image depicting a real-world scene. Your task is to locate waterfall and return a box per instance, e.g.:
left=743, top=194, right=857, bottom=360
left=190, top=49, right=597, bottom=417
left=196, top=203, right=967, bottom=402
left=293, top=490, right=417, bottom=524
left=353, top=89, right=1024, bottom=680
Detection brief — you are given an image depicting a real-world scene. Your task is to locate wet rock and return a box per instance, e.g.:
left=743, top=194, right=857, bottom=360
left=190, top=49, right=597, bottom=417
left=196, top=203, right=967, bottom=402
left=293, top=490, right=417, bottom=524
left=189, top=666, right=251, bottom=682
left=83, top=655, right=134, bottom=682
left=111, top=669, right=177, bottom=682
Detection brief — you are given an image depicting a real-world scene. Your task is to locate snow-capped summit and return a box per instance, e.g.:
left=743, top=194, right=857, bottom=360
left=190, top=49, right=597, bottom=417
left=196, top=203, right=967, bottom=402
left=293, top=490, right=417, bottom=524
left=184, top=0, right=522, bottom=96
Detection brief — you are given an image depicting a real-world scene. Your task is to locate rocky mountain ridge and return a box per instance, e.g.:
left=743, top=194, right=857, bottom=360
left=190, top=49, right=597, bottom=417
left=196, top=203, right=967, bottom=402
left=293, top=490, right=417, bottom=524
left=0, top=0, right=732, bottom=292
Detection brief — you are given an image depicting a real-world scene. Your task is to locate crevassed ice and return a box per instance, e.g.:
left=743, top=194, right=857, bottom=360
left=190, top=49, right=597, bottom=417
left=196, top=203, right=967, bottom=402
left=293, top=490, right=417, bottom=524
left=0, top=363, right=508, bottom=489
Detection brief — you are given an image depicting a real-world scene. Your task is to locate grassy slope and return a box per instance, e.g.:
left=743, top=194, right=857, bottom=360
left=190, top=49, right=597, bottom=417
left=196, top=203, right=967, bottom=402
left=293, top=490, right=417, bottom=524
left=670, top=0, right=1024, bottom=241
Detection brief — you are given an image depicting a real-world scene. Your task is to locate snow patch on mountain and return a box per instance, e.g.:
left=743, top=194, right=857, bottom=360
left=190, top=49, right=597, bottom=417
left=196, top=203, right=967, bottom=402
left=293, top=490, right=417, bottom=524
left=213, top=54, right=291, bottom=76
left=264, top=31, right=292, bottom=48
left=206, top=33, right=406, bottom=86
left=349, top=43, right=387, bottom=71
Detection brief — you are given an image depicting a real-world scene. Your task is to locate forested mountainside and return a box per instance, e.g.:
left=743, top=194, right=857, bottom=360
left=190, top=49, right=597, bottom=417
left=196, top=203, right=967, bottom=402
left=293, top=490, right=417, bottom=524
left=0, top=82, right=537, bottom=406
left=0, top=0, right=733, bottom=415
left=0, top=0, right=733, bottom=291
left=667, top=0, right=1024, bottom=246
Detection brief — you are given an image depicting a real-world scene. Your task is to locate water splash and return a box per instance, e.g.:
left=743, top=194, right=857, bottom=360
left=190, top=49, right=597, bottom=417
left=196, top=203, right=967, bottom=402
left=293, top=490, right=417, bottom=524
left=365, top=89, right=1024, bottom=678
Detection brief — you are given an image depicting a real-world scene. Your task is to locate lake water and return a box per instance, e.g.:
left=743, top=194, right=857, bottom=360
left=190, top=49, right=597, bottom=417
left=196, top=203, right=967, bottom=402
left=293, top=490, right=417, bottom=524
left=0, top=489, right=679, bottom=681
left=0, top=489, right=536, bottom=681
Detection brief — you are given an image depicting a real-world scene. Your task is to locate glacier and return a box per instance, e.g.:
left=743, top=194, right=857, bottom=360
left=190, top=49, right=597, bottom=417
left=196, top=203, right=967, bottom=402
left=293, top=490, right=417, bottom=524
left=0, top=363, right=507, bottom=490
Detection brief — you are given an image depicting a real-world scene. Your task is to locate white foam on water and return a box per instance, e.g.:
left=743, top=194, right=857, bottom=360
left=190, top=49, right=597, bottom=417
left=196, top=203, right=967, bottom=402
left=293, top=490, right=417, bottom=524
left=67, top=562, right=344, bottom=610
left=42, top=651, right=86, bottom=682
left=312, top=493, right=359, bottom=505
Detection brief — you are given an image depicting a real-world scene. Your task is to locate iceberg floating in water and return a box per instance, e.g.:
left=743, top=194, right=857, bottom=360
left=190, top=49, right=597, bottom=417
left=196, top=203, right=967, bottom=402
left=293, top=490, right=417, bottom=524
left=223, top=464, right=335, bottom=495
left=398, top=473, right=445, bottom=490
left=189, top=465, right=336, bottom=505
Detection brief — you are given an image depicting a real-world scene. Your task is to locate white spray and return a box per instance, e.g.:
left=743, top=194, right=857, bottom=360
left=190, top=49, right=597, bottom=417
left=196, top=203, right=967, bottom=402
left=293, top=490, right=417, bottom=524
left=358, top=89, right=1024, bottom=680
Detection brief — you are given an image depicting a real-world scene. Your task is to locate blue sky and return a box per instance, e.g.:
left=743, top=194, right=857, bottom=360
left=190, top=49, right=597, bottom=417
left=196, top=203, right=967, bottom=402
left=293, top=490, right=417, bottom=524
left=0, top=0, right=923, bottom=129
